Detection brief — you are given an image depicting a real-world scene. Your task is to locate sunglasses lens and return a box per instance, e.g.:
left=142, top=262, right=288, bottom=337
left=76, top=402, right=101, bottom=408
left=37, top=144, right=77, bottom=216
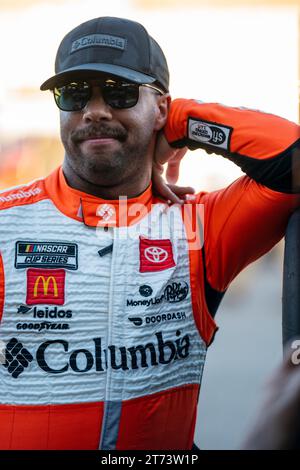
left=54, top=82, right=90, bottom=111
left=53, top=81, right=140, bottom=110
left=104, top=84, right=139, bottom=109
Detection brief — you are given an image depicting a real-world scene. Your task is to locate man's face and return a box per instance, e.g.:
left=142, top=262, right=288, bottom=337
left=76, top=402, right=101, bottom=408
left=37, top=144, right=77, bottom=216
left=59, top=77, right=169, bottom=188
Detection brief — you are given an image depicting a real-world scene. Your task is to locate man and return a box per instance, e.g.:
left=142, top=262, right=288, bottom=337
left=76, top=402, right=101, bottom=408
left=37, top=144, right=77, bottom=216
left=0, top=16, right=299, bottom=450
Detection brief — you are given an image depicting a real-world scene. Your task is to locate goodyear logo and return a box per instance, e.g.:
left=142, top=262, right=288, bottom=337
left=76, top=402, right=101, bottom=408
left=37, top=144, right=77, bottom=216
left=15, top=241, right=78, bottom=270
left=26, top=268, right=65, bottom=305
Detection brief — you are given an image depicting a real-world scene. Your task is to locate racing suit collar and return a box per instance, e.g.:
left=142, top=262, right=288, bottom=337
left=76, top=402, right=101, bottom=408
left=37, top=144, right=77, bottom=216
left=44, top=166, right=154, bottom=227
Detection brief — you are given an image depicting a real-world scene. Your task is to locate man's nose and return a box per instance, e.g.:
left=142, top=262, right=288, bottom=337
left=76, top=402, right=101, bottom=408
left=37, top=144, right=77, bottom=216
left=82, top=88, right=113, bottom=122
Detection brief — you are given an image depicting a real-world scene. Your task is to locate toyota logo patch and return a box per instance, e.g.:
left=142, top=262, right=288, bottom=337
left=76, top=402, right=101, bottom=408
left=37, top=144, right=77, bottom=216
left=140, top=237, right=175, bottom=272
left=144, top=247, right=168, bottom=263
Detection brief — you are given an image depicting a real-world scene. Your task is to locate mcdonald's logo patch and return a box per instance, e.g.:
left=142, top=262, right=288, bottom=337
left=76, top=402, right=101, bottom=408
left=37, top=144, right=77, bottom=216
left=26, top=269, right=65, bottom=305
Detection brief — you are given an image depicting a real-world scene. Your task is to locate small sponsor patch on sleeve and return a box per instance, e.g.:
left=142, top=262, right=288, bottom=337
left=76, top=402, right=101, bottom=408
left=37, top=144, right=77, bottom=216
left=188, top=118, right=232, bottom=151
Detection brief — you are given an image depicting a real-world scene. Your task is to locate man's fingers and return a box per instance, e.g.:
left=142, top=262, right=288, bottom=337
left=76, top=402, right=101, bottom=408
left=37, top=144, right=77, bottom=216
left=154, top=131, right=176, bottom=166
left=152, top=170, right=194, bottom=205
left=166, top=149, right=187, bottom=184
left=155, top=179, right=185, bottom=205
left=166, top=162, right=180, bottom=184
left=153, top=177, right=196, bottom=205
left=152, top=146, right=195, bottom=204
left=167, top=184, right=196, bottom=196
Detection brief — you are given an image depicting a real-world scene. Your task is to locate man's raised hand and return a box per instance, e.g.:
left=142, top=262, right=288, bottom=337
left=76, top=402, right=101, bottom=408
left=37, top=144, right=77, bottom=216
left=152, top=131, right=195, bottom=204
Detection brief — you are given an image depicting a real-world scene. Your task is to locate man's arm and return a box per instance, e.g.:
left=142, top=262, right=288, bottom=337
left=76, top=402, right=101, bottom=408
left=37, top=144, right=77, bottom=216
left=199, top=176, right=299, bottom=293
left=161, top=99, right=300, bottom=298
left=164, top=99, right=300, bottom=193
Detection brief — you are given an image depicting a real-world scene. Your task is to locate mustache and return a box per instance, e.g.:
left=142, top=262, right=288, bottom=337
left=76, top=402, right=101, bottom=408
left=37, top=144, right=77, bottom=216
left=71, top=125, right=128, bottom=143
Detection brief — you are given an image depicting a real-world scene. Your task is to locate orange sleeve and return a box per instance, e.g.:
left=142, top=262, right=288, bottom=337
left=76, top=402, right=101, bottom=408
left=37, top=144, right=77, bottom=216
left=165, top=99, right=300, bottom=193
left=198, top=176, right=300, bottom=293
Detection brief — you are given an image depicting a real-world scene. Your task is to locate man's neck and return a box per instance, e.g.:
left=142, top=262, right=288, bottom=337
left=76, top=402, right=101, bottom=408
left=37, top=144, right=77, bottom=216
left=62, top=159, right=151, bottom=200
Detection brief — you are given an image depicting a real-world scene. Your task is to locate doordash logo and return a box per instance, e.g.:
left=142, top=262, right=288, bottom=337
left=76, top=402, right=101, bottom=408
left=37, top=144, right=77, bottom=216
left=26, top=269, right=66, bottom=305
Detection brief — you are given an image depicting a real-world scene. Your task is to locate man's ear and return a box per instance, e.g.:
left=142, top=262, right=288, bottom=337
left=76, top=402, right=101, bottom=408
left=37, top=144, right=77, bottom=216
left=154, top=93, right=171, bottom=131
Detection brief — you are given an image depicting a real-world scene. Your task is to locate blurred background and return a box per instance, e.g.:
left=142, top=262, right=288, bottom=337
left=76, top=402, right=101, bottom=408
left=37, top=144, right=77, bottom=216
left=0, top=0, right=299, bottom=449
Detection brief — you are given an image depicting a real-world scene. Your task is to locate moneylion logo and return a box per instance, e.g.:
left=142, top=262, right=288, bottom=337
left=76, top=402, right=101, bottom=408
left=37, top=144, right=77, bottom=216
left=127, top=281, right=189, bottom=308
left=139, top=285, right=153, bottom=297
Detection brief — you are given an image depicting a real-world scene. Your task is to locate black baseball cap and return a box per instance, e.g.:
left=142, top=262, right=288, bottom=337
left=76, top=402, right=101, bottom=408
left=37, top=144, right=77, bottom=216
left=40, top=16, right=169, bottom=92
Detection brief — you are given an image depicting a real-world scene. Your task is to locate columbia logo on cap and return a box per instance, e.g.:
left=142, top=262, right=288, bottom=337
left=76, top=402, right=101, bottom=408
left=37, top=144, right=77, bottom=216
left=71, top=34, right=126, bottom=53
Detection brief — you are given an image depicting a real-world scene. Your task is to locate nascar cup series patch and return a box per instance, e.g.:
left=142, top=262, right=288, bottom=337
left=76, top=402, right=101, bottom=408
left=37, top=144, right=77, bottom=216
left=15, top=241, right=78, bottom=270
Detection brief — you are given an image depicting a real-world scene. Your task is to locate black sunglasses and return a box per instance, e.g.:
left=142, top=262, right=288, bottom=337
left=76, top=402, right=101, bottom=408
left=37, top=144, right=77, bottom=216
left=53, top=79, right=164, bottom=111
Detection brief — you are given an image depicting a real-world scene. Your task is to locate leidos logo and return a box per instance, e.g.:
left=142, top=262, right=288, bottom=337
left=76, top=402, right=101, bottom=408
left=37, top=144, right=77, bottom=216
left=17, top=305, right=72, bottom=319
left=26, top=269, right=65, bottom=305
left=2, top=331, right=190, bottom=378
left=16, top=305, right=72, bottom=332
